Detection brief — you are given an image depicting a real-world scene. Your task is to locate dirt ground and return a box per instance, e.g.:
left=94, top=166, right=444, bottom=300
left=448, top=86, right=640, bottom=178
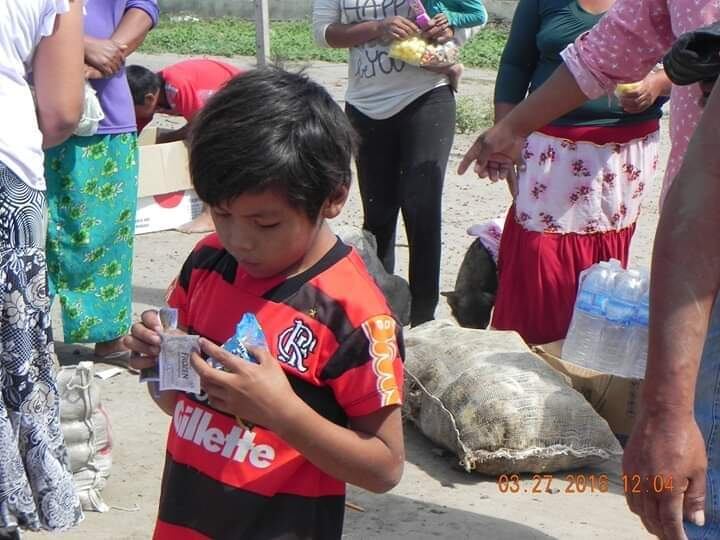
left=31, top=53, right=666, bottom=539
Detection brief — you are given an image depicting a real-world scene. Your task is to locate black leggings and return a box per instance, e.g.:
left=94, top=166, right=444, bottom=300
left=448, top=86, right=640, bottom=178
left=346, top=86, right=456, bottom=326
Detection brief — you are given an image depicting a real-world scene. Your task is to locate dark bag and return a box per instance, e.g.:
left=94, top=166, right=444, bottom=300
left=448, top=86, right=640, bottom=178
left=663, top=22, right=720, bottom=87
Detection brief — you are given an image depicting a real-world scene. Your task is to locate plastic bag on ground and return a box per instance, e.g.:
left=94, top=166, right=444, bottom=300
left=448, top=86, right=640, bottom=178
left=337, top=226, right=411, bottom=326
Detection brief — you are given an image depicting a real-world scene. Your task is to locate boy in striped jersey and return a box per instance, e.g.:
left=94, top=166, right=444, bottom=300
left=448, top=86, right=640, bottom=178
left=124, top=68, right=405, bottom=540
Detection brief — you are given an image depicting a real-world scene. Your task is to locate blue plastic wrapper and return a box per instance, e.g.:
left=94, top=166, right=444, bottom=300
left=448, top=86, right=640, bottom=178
left=211, top=313, right=267, bottom=367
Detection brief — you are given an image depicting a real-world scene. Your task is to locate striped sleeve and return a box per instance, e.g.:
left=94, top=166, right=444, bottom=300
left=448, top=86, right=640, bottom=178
left=320, top=315, right=404, bottom=417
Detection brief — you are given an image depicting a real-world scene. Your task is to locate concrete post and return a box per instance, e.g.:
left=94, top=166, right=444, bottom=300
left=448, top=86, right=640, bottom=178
left=255, top=0, right=270, bottom=67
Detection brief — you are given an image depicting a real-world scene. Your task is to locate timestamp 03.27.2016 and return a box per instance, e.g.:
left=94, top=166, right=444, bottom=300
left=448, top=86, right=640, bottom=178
left=496, top=474, right=675, bottom=495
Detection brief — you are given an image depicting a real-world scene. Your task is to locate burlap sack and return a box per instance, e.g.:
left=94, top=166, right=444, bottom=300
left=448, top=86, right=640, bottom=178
left=404, top=321, right=622, bottom=474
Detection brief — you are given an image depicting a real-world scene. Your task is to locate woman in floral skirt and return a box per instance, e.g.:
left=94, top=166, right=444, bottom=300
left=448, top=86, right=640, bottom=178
left=487, top=0, right=671, bottom=344
left=0, top=0, right=85, bottom=537
left=44, top=0, right=158, bottom=360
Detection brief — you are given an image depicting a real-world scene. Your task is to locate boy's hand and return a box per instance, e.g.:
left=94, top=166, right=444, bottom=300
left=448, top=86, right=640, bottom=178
left=379, top=16, right=419, bottom=41
left=124, top=309, right=164, bottom=371
left=192, top=340, right=299, bottom=430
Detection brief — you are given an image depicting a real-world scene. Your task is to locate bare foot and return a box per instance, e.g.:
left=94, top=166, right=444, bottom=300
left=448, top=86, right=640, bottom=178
left=94, top=338, right=129, bottom=358
left=448, top=63, right=464, bottom=93
left=94, top=338, right=138, bottom=373
left=176, top=209, right=215, bottom=234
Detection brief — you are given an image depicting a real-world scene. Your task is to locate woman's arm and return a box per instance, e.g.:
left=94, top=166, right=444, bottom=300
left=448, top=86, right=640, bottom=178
left=112, top=1, right=159, bottom=56
left=561, top=0, right=674, bottom=100
left=85, top=1, right=158, bottom=76
left=621, top=71, right=720, bottom=540
left=493, top=0, right=541, bottom=110
left=324, top=22, right=385, bottom=48
left=33, top=0, right=85, bottom=148
left=505, top=0, right=675, bottom=132
left=312, top=0, right=417, bottom=49
left=459, top=0, right=676, bottom=176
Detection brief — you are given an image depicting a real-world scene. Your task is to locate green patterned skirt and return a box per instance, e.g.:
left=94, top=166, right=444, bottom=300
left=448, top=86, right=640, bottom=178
left=44, top=133, right=137, bottom=343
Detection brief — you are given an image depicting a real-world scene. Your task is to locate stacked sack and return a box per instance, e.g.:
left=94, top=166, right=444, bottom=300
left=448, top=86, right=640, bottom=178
left=57, top=361, right=113, bottom=512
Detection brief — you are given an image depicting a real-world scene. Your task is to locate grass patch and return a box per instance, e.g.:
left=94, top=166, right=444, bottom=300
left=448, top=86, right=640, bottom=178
left=456, top=96, right=493, bottom=134
left=141, top=17, right=508, bottom=69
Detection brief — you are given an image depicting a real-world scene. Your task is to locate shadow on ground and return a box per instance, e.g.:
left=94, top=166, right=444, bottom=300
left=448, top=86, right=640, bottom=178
left=344, top=488, right=556, bottom=539
left=402, top=423, right=493, bottom=488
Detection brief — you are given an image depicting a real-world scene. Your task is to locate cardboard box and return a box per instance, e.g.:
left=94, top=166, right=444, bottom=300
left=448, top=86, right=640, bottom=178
left=533, top=341, right=643, bottom=445
left=135, top=128, right=201, bottom=235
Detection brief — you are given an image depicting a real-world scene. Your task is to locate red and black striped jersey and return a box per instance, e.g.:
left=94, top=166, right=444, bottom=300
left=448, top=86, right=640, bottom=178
left=155, top=234, right=404, bottom=540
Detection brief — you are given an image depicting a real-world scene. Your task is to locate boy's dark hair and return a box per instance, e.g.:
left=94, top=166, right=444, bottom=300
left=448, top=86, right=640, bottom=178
left=126, top=65, right=162, bottom=105
left=189, top=68, right=358, bottom=220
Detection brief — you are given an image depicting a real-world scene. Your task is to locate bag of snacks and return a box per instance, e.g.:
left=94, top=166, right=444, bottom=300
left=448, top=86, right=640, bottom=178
left=389, top=37, right=459, bottom=67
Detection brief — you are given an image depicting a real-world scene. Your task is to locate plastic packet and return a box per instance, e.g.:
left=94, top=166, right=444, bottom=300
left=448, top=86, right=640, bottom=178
left=408, top=0, right=432, bottom=28
left=158, top=334, right=201, bottom=393
left=210, top=313, right=267, bottom=430
left=140, top=307, right=202, bottom=395
left=74, top=82, right=105, bottom=137
left=389, top=37, right=459, bottom=67
left=209, top=313, right=267, bottom=369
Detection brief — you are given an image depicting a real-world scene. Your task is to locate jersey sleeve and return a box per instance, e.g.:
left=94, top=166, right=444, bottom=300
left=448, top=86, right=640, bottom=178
left=166, top=249, right=195, bottom=329
left=320, top=315, right=404, bottom=418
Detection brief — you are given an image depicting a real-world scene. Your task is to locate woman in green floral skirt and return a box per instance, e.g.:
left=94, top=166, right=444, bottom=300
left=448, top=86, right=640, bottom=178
left=44, top=1, right=158, bottom=359
left=45, top=134, right=137, bottom=344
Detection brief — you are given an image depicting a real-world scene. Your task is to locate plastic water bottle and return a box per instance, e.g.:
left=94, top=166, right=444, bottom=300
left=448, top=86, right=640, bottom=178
left=563, top=261, right=617, bottom=369
left=625, top=286, right=649, bottom=379
left=596, top=270, right=644, bottom=375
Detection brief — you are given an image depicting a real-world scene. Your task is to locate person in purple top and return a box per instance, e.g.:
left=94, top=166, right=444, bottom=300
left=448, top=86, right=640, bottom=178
left=45, top=0, right=159, bottom=363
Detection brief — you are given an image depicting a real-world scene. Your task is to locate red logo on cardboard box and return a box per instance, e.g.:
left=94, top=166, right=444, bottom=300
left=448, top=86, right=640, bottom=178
left=154, top=191, right=186, bottom=209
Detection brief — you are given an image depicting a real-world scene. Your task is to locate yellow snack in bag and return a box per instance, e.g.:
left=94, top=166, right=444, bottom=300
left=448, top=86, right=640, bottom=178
left=615, top=82, right=642, bottom=96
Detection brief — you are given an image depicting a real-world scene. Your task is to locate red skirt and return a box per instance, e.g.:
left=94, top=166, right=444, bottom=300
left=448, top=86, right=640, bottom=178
left=491, top=206, right=635, bottom=345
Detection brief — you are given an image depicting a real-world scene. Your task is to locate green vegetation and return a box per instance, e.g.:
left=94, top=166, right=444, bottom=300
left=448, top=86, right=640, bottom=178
left=455, top=96, right=493, bottom=134
left=141, top=17, right=509, bottom=69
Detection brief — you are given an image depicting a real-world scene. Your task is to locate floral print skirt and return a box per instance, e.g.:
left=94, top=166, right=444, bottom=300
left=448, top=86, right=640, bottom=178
left=514, top=128, right=660, bottom=235
left=0, top=162, right=82, bottom=531
left=491, top=126, right=659, bottom=345
left=45, top=133, right=138, bottom=344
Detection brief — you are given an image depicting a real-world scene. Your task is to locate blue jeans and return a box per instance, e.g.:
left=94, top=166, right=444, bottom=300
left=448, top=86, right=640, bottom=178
left=687, top=298, right=720, bottom=538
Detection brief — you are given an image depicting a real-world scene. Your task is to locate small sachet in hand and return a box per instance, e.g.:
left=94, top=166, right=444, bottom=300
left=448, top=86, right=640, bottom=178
left=140, top=307, right=202, bottom=394
left=159, top=334, right=201, bottom=394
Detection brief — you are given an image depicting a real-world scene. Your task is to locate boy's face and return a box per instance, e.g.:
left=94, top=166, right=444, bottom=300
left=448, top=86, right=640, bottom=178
left=134, top=90, right=161, bottom=128
left=210, top=189, right=342, bottom=279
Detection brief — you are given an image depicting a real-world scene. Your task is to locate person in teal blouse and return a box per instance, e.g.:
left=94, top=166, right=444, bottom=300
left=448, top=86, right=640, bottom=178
left=425, top=0, right=488, bottom=30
